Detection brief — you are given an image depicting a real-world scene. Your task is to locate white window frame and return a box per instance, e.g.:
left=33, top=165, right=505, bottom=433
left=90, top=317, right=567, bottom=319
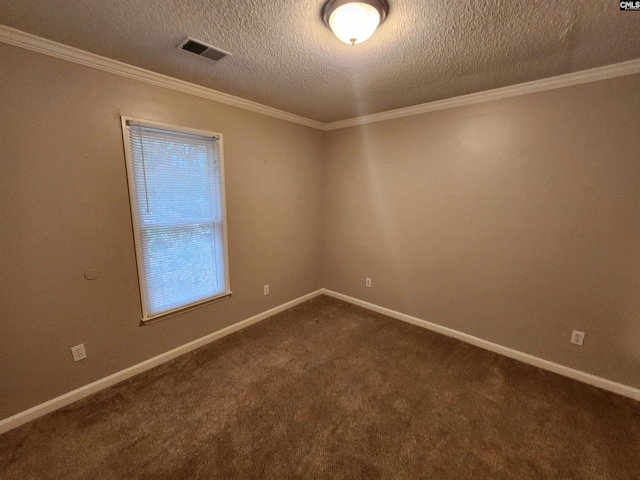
left=121, top=116, right=231, bottom=322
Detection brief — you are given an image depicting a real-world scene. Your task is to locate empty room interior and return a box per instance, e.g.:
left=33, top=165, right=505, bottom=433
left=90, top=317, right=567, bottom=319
left=1, top=1, right=640, bottom=478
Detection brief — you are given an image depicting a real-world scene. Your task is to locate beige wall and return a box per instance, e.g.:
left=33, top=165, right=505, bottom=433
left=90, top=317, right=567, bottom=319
left=0, top=44, right=324, bottom=419
left=2, top=40, right=640, bottom=421
left=323, top=75, right=640, bottom=389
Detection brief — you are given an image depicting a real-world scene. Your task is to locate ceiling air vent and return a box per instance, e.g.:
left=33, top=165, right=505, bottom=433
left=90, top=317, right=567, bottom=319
left=178, top=37, right=231, bottom=63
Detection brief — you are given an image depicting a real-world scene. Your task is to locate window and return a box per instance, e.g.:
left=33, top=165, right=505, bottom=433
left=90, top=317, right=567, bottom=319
left=121, top=118, right=230, bottom=322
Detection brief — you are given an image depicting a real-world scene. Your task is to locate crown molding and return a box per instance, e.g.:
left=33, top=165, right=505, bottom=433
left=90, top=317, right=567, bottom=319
left=0, top=26, right=325, bottom=130
left=1, top=26, right=639, bottom=132
left=325, top=59, right=640, bottom=130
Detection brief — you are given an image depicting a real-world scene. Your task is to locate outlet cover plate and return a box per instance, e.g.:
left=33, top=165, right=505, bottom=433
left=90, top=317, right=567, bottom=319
left=71, top=344, right=87, bottom=362
left=571, top=330, right=585, bottom=346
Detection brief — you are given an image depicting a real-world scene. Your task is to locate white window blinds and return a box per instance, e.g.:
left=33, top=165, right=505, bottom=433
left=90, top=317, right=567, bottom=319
left=123, top=119, right=230, bottom=321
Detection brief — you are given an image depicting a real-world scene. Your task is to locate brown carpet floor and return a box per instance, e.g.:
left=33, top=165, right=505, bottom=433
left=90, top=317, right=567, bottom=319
left=1, top=295, right=639, bottom=479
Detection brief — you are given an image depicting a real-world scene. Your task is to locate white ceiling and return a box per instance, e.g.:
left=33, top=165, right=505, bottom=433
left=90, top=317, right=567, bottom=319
left=1, top=0, right=639, bottom=123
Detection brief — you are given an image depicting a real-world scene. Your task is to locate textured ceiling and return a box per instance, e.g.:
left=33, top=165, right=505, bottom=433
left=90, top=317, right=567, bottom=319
left=1, top=0, right=639, bottom=123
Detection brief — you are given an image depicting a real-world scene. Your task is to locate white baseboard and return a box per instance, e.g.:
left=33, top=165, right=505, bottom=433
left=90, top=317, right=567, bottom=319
left=3, top=287, right=636, bottom=435
left=321, top=289, right=640, bottom=402
left=0, top=289, right=323, bottom=435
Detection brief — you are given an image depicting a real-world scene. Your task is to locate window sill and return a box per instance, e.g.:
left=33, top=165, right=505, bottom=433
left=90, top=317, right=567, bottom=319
left=140, top=291, right=233, bottom=326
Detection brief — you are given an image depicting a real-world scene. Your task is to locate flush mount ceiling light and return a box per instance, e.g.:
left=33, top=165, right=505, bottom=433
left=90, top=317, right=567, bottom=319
left=322, top=0, right=389, bottom=45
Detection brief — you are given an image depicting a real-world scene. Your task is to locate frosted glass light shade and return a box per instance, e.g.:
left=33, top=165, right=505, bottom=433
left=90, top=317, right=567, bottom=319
left=329, top=3, right=380, bottom=45
left=322, top=0, right=389, bottom=45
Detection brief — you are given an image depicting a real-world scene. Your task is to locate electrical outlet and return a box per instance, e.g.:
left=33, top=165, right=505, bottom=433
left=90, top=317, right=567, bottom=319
left=263, top=284, right=270, bottom=295
left=571, top=330, right=585, bottom=346
left=365, top=277, right=372, bottom=288
left=71, top=344, right=87, bottom=362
